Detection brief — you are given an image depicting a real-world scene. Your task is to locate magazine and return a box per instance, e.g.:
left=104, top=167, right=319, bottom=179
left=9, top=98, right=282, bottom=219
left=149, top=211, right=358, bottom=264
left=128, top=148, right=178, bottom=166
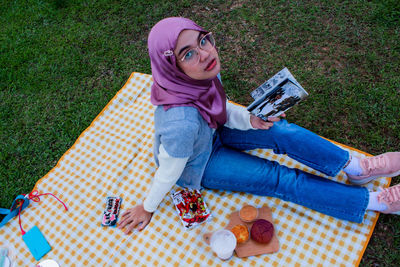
left=170, top=188, right=212, bottom=230
left=247, top=68, right=308, bottom=121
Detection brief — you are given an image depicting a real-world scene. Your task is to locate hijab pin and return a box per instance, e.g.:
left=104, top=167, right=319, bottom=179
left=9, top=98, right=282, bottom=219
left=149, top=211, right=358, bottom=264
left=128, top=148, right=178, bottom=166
left=163, top=50, right=173, bottom=56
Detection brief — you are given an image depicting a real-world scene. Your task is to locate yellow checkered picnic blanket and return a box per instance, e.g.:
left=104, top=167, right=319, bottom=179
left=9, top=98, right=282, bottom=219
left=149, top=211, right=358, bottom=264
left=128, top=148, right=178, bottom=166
left=0, top=72, right=389, bottom=266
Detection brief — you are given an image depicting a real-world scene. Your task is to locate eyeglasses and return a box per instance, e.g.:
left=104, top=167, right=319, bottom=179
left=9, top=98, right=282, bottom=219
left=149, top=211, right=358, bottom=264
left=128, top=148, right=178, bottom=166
left=178, top=32, right=216, bottom=65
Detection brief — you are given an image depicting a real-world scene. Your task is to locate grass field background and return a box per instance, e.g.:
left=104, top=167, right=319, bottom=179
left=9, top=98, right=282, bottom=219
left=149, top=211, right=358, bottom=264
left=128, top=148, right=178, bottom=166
left=1, top=0, right=399, bottom=265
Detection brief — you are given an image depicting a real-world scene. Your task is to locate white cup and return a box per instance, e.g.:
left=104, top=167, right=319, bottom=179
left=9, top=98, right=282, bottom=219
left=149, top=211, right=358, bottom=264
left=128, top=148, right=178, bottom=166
left=36, top=259, right=60, bottom=267
left=210, top=229, right=237, bottom=260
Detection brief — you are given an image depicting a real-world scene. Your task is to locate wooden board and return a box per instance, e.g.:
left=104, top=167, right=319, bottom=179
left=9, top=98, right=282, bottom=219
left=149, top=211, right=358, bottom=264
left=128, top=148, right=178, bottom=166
left=204, top=206, right=279, bottom=258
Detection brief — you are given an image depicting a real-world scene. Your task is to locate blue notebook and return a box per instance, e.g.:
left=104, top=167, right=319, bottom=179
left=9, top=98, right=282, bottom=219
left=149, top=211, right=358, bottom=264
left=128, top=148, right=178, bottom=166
left=22, top=225, right=51, bottom=261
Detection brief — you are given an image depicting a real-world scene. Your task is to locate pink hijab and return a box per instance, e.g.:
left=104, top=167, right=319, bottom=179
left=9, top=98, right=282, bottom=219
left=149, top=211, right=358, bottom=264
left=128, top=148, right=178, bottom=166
left=148, top=17, right=227, bottom=129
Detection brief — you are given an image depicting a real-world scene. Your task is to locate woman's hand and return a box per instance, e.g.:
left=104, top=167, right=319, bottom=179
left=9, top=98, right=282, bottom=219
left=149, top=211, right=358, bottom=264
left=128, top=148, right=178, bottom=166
left=250, top=113, right=286, bottom=130
left=117, top=204, right=153, bottom=234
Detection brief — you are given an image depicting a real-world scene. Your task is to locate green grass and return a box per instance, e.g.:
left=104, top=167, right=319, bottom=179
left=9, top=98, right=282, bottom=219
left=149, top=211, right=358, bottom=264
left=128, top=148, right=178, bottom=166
left=1, top=0, right=399, bottom=265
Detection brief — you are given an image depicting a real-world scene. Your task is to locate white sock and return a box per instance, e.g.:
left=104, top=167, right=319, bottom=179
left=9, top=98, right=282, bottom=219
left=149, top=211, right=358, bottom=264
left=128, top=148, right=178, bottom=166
left=367, top=191, right=387, bottom=212
left=343, top=156, right=363, bottom=176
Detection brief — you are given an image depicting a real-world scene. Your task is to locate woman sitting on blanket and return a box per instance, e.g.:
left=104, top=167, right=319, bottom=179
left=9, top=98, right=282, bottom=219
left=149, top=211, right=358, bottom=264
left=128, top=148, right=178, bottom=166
left=118, top=17, right=400, bottom=234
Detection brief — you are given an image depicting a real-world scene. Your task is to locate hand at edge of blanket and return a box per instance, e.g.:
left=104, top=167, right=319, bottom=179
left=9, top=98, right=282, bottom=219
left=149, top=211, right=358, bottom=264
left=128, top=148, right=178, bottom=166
left=117, top=204, right=153, bottom=234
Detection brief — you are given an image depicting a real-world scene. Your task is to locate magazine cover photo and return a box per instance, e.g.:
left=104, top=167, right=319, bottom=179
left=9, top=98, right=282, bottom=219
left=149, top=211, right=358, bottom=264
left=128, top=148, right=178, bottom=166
left=247, top=68, right=308, bottom=121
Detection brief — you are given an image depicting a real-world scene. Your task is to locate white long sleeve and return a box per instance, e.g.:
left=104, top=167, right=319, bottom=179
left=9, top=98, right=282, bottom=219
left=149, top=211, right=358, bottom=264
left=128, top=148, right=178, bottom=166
left=224, top=101, right=255, bottom=130
left=143, top=144, right=189, bottom=212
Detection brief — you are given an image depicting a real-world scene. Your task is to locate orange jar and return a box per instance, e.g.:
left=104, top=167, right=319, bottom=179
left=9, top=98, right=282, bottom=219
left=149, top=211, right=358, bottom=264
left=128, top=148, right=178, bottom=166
left=230, top=224, right=249, bottom=243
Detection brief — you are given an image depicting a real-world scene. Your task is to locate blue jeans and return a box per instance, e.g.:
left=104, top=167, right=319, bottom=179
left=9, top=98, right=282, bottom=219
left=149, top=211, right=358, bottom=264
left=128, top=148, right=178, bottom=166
left=201, top=120, right=369, bottom=223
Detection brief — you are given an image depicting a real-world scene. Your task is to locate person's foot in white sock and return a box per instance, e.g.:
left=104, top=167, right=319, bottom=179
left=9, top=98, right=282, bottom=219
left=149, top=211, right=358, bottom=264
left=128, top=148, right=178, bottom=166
left=367, top=191, right=387, bottom=212
left=343, top=156, right=362, bottom=176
